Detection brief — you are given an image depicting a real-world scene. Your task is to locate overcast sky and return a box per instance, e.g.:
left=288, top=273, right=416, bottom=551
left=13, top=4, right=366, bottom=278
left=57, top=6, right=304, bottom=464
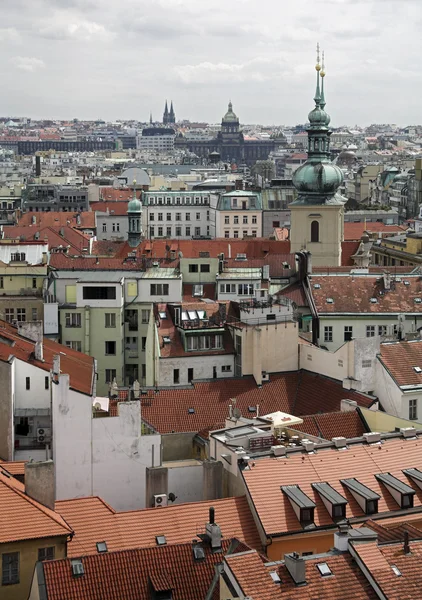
left=0, top=0, right=420, bottom=126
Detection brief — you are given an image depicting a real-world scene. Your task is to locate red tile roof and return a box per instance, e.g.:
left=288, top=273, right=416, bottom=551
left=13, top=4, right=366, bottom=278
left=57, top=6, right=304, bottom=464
left=224, top=548, right=378, bottom=599
left=378, top=340, right=422, bottom=388
left=18, top=211, right=95, bottom=230
left=310, top=274, right=422, bottom=314
left=344, top=222, right=406, bottom=241
left=90, top=201, right=129, bottom=215
left=40, top=538, right=248, bottom=600
left=2, top=224, right=91, bottom=253
left=0, top=459, right=26, bottom=476
left=364, top=519, right=422, bottom=543
left=242, top=435, right=422, bottom=537
left=56, top=495, right=261, bottom=558
left=0, top=467, right=72, bottom=543
left=91, top=240, right=125, bottom=257
left=341, top=240, right=361, bottom=266
left=224, top=254, right=296, bottom=277
left=276, top=282, right=307, bottom=306
left=138, top=371, right=372, bottom=435
left=0, top=320, right=94, bottom=396
left=98, top=188, right=142, bottom=202
left=299, top=410, right=368, bottom=440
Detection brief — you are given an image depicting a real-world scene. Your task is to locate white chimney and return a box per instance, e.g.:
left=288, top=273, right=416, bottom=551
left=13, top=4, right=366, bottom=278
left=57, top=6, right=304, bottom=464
left=383, top=272, right=391, bottom=291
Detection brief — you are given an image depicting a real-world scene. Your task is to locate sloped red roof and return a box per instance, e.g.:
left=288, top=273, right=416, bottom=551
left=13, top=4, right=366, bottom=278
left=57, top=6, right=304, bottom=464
left=41, top=538, right=248, bottom=600
left=276, top=282, right=307, bottom=306
left=98, top=188, right=142, bottom=202
left=364, top=519, right=422, bottom=543
left=0, top=460, right=26, bottom=476
left=341, top=240, right=361, bottom=266
left=2, top=224, right=91, bottom=253
left=56, top=495, right=261, bottom=558
left=344, top=222, right=406, bottom=241
left=378, top=340, right=422, bottom=388
left=299, top=410, right=368, bottom=440
left=139, top=371, right=372, bottom=434
left=18, top=211, right=95, bottom=229
left=90, top=201, right=129, bottom=215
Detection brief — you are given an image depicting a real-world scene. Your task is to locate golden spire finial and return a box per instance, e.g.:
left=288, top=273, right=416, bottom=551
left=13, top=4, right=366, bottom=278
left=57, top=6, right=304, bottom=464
left=321, top=50, right=325, bottom=77
left=316, top=42, right=321, bottom=71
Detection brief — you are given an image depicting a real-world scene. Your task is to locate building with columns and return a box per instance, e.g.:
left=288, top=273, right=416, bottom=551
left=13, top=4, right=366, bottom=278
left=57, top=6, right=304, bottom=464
left=289, top=48, right=345, bottom=267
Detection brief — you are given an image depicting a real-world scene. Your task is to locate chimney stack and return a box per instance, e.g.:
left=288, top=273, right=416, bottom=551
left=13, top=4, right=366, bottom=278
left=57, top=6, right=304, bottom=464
left=404, top=530, right=411, bottom=555
left=383, top=271, right=391, bottom=291
left=205, top=506, right=222, bottom=550
left=284, top=552, right=306, bottom=585
left=17, top=321, right=43, bottom=361
left=24, top=460, right=55, bottom=510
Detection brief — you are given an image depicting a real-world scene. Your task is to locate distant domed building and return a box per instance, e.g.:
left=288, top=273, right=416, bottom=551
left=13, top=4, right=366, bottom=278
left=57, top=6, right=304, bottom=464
left=337, top=144, right=357, bottom=167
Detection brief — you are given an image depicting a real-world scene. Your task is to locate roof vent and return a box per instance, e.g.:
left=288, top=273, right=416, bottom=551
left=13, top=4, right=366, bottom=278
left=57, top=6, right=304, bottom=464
left=391, top=565, right=402, bottom=577
left=332, top=436, right=347, bottom=449
left=400, top=427, right=417, bottom=439
left=152, top=261, right=159, bottom=267
left=301, top=439, right=316, bottom=453
left=363, top=432, right=381, bottom=444
left=163, top=336, right=171, bottom=344
left=404, top=281, right=410, bottom=286
left=272, top=445, right=286, bottom=457
left=313, top=283, right=321, bottom=289
left=326, top=297, right=334, bottom=304
left=415, top=298, right=422, bottom=304
left=413, top=366, right=422, bottom=373
left=155, top=535, right=166, bottom=546
left=71, top=559, right=84, bottom=577
left=192, top=543, right=205, bottom=561
left=236, top=253, right=247, bottom=261
left=188, top=408, right=195, bottom=414
left=370, top=297, right=378, bottom=303
left=270, top=571, right=281, bottom=584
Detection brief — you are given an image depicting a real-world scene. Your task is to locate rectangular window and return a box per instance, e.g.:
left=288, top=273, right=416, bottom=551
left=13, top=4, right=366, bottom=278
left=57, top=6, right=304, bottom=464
left=195, top=227, right=201, bottom=236
left=141, top=364, right=146, bottom=378
left=149, top=213, right=155, bottom=221
left=82, top=287, right=116, bottom=300
left=243, top=215, right=248, bottom=224
left=125, top=309, right=138, bottom=330
left=224, top=216, right=230, bottom=224
left=2, top=552, right=19, bottom=585
left=224, top=231, right=230, bottom=238
left=362, top=360, right=372, bottom=368
left=252, top=230, right=257, bottom=237
left=0, top=276, right=3, bottom=288
left=32, top=277, right=37, bottom=289
left=366, top=325, right=375, bottom=337
left=233, top=231, right=239, bottom=238
left=378, top=325, right=387, bottom=336
left=196, top=212, right=200, bottom=220
left=186, top=226, right=191, bottom=236
left=166, top=226, right=172, bottom=236
left=26, top=377, right=30, bottom=390
left=234, top=216, right=239, bottom=224
left=173, top=369, right=179, bottom=384
left=344, top=326, right=353, bottom=342
left=409, top=399, right=418, bottom=420
left=166, top=213, right=171, bottom=221
left=17, top=308, right=26, bottom=322
left=150, top=226, right=154, bottom=237
left=220, top=283, right=236, bottom=294
left=158, top=213, right=163, bottom=221
left=158, top=227, right=163, bottom=237
left=176, top=213, right=181, bottom=221
left=176, top=226, right=182, bottom=236
left=242, top=230, right=248, bottom=237
left=105, top=313, right=116, bottom=328
left=222, top=365, right=232, bottom=372
left=189, top=264, right=199, bottom=273
left=324, top=326, right=333, bottom=343
left=200, top=264, right=210, bottom=273
left=65, top=313, right=81, bottom=328
left=188, top=367, right=194, bottom=382
left=105, top=341, right=116, bottom=355
left=272, top=220, right=280, bottom=228
left=185, top=213, right=191, bottom=221
left=150, top=284, right=169, bottom=296
left=38, top=547, right=55, bottom=561
left=141, top=309, right=149, bottom=324
left=32, top=308, right=38, bottom=321
left=238, top=284, right=254, bottom=295
left=45, top=376, right=49, bottom=390
left=105, top=369, right=116, bottom=383
left=65, top=341, right=82, bottom=352
left=252, top=215, right=257, bottom=224
left=142, top=337, right=146, bottom=351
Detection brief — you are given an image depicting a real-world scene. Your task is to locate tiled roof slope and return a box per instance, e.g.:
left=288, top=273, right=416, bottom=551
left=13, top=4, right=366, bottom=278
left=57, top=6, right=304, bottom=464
left=350, top=539, right=422, bottom=599
left=0, top=468, right=72, bottom=543
left=379, top=340, right=422, bottom=388
left=90, top=201, right=129, bottom=215
left=98, top=188, right=142, bottom=202
left=56, top=495, right=261, bottom=557
left=18, top=211, right=95, bottom=229
left=341, top=240, right=361, bottom=265
left=344, top=222, right=406, bottom=241
left=0, top=320, right=94, bottom=395
left=224, top=548, right=378, bottom=600
left=139, top=372, right=372, bottom=434
left=0, top=459, right=26, bottom=476
left=299, top=410, right=368, bottom=440
left=364, top=519, right=422, bottom=543
left=242, top=436, right=422, bottom=537
left=41, top=538, right=247, bottom=600
left=2, top=224, right=91, bottom=252
left=310, top=274, right=422, bottom=314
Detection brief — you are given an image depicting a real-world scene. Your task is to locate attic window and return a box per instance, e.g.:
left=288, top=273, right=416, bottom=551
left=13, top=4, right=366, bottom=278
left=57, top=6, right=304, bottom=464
left=326, top=298, right=334, bottom=304
left=270, top=571, right=281, bottom=584
left=192, top=544, right=206, bottom=561
left=413, top=366, right=422, bottom=373
left=415, top=298, right=422, bottom=303
left=163, top=336, right=171, bottom=344
left=313, top=284, right=321, bottom=289
left=404, top=281, right=410, bottom=286
left=316, top=563, right=332, bottom=577
left=155, top=535, right=167, bottom=546
left=370, top=297, right=378, bottom=303
left=391, top=565, right=402, bottom=577
left=71, top=559, right=84, bottom=577
left=188, top=408, right=195, bottom=414
left=341, top=478, right=380, bottom=515
left=96, top=542, right=107, bottom=553
left=159, top=311, right=167, bottom=319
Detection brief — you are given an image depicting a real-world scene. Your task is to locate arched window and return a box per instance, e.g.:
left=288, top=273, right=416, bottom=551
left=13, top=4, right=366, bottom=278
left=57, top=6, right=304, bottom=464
left=311, top=220, right=319, bottom=243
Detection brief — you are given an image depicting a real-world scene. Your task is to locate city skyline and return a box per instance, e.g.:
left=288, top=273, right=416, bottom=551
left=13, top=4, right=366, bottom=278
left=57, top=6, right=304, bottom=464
left=0, top=0, right=420, bottom=125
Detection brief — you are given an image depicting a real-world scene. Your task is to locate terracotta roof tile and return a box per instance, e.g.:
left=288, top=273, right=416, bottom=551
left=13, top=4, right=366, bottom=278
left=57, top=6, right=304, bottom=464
left=242, top=436, right=422, bottom=537
left=342, top=241, right=361, bottom=266
left=276, top=282, right=308, bottom=306
left=344, top=222, right=407, bottom=241
left=0, top=468, right=72, bottom=543
left=98, top=188, right=142, bottom=202
left=2, top=224, right=91, bottom=253
left=138, top=371, right=371, bottom=435
left=56, top=495, right=261, bottom=558
left=225, top=549, right=378, bottom=599
left=310, top=273, right=422, bottom=314
left=364, top=519, right=422, bottom=543
left=18, top=211, right=95, bottom=230
left=299, top=410, right=368, bottom=440
left=379, top=340, right=422, bottom=387
left=90, top=201, right=129, bottom=215
left=0, top=459, right=26, bottom=476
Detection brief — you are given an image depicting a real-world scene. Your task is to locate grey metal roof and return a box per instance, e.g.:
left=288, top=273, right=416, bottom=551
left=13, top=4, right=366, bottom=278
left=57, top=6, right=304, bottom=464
left=375, top=473, right=415, bottom=495
left=281, top=485, right=316, bottom=509
left=403, top=468, right=422, bottom=483
left=341, top=478, right=380, bottom=501
left=312, top=482, right=348, bottom=505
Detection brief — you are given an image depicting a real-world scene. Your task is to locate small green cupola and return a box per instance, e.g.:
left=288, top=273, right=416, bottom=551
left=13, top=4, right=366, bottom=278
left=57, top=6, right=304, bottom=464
left=127, top=180, right=143, bottom=247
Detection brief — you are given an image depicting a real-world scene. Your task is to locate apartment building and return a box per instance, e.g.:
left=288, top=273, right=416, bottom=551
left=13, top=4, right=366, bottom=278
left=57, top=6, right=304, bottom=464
left=211, top=190, right=262, bottom=239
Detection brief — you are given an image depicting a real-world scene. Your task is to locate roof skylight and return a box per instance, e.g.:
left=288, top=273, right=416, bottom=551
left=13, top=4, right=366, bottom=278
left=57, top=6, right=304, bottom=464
left=316, top=562, right=332, bottom=577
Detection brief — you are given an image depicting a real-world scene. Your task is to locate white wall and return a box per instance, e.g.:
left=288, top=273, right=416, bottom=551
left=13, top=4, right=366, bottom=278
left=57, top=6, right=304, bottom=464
left=167, top=463, right=203, bottom=504
left=14, top=360, right=49, bottom=410
left=158, top=354, right=235, bottom=386
left=139, top=276, right=182, bottom=304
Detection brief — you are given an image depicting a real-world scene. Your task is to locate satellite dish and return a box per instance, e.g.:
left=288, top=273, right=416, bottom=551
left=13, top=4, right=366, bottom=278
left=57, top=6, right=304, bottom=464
left=94, top=402, right=101, bottom=410
left=233, top=408, right=241, bottom=419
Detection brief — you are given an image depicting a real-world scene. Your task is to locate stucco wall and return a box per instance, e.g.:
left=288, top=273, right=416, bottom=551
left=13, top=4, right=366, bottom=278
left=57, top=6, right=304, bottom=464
left=167, top=462, right=203, bottom=504
left=241, top=321, right=299, bottom=376
left=158, top=354, right=235, bottom=386
left=0, top=360, right=12, bottom=460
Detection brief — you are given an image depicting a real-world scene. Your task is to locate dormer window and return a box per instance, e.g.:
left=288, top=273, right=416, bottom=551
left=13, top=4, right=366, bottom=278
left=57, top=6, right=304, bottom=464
left=312, top=482, right=348, bottom=521
left=341, top=478, right=380, bottom=515
left=375, top=473, right=415, bottom=509
left=281, top=485, right=316, bottom=528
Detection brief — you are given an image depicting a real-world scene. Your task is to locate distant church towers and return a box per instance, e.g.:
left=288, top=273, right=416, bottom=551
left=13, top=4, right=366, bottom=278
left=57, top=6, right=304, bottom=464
left=163, top=100, right=175, bottom=125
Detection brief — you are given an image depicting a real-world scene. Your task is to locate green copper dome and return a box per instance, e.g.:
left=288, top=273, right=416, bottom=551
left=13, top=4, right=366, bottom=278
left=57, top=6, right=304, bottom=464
left=308, top=106, right=330, bottom=127
left=222, top=101, right=239, bottom=123
left=293, top=161, right=343, bottom=195
left=128, top=180, right=142, bottom=213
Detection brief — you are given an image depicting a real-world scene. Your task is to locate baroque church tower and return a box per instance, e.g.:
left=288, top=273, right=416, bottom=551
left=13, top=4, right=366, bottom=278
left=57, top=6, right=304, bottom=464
left=289, top=46, right=345, bottom=267
left=127, top=180, right=143, bottom=248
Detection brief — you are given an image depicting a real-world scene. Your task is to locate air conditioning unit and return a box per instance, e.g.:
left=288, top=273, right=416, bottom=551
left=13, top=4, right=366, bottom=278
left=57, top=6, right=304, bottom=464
left=262, top=371, right=270, bottom=382
left=153, top=493, right=168, bottom=508
left=37, top=427, right=51, bottom=443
